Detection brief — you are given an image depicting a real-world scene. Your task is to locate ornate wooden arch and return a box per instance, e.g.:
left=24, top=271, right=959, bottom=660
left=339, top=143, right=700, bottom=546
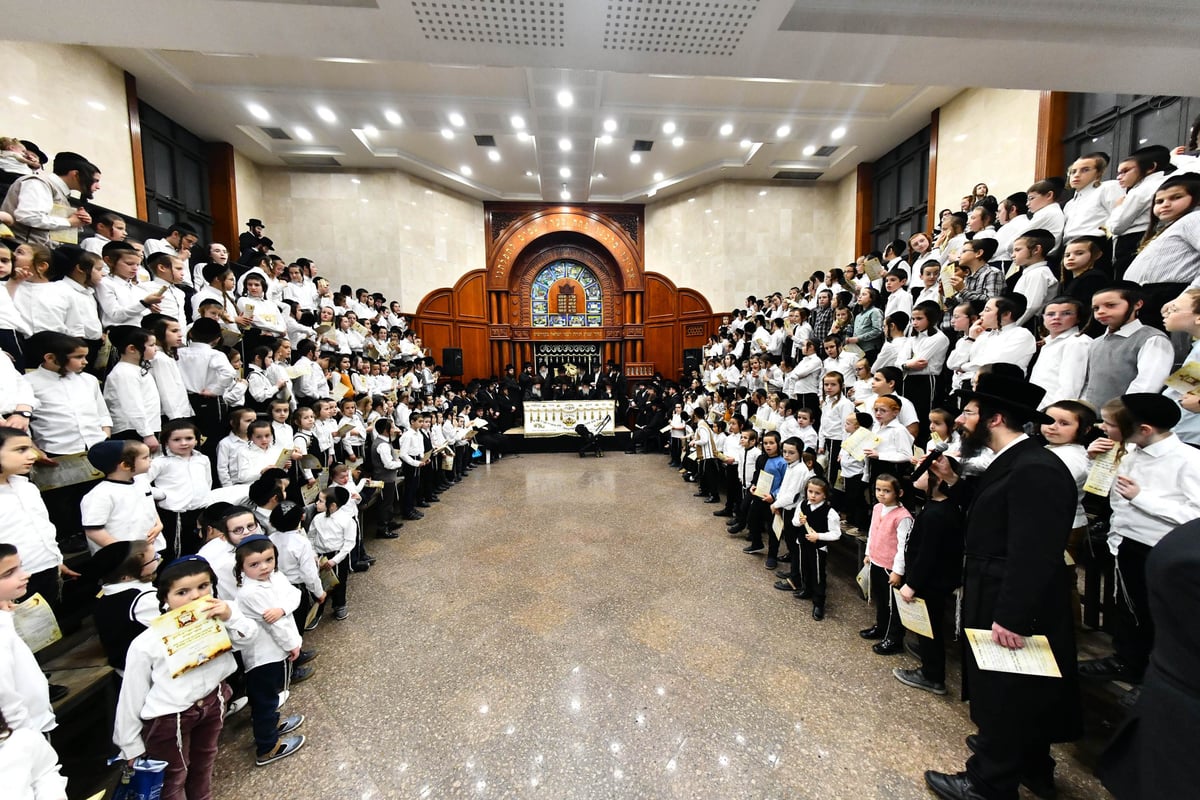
left=415, top=202, right=716, bottom=383
left=487, top=206, right=643, bottom=292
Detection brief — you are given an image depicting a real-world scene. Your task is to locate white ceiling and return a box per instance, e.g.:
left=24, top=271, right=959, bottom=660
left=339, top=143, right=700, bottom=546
left=16, top=0, right=1200, bottom=203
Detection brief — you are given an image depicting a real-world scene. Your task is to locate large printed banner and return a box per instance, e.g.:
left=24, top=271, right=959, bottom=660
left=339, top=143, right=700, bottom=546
left=522, top=400, right=616, bottom=437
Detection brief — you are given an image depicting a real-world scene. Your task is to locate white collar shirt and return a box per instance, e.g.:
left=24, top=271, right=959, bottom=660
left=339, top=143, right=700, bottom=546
left=26, top=367, right=112, bottom=454
left=1110, top=435, right=1200, bottom=548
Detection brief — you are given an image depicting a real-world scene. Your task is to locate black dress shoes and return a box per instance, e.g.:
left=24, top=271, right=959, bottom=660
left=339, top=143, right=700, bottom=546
left=726, top=523, right=745, bottom=535
left=713, top=509, right=733, bottom=517
left=859, top=625, right=884, bottom=640
left=704, top=496, right=720, bottom=504
left=872, top=638, right=905, bottom=655
left=963, top=736, right=1058, bottom=799
left=924, top=771, right=987, bottom=800
left=812, top=605, right=825, bottom=621
left=1077, top=655, right=1141, bottom=682
left=693, top=490, right=708, bottom=497
left=376, top=530, right=399, bottom=539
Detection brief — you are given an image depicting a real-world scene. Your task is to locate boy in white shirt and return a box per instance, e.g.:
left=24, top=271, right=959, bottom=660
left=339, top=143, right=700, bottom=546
left=81, top=440, right=163, bottom=556
left=1009, top=229, right=1060, bottom=328
left=96, top=242, right=164, bottom=328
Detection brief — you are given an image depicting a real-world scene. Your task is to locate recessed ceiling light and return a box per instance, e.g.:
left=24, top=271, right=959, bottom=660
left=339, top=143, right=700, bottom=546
left=86, top=100, right=106, bottom=111
left=384, top=109, right=402, bottom=126
left=510, top=115, right=526, bottom=130
left=758, top=190, right=767, bottom=196
left=517, top=131, right=530, bottom=142
left=603, top=118, right=618, bottom=133
left=688, top=198, right=696, bottom=202
left=559, top=167, right=571, bottom=178
left=441, top=128, right=455, bottom=139
left=525, top=170, right=535, bottom=177
left=488, top=150, right=501, bottom=162
left=672, top=136, right=684, bottom=147
left=559, top=138, right=572, bottom=152
left=776, top=125, right=791, bottom=138
left=448, top=112, right=465, bottom=128
left=247, top=102, right=269, bottom=120
left=594, top=173, right=605, bottom=179
left=461, top=165, right=473, bottom=176
left=556, top=89, right=573, bottom=108
left=363, top=125, right=379, bottom=138
left=662, top=121, right=676, bottom=135
left=705, top=208, right=712, bottom=214
left=598, top=134, right=612, bottom=145
left=831, top=126, right=846, bottom=140
left=8, top=95, right=30, bottom=106
left=740, top=139, right=752, bottom=149
left=802, top=144, right=817, bottom=156
left=629, top=153, right=642, bottom=164
left=294, top=126, right=313, bottom=142
left=361, top=198, right=369, bottom=203
left=316, top=106, right=337, bottom=123
left=561, top=189, right=571, bottom=200
left=322, top=57, right=372, bottom=64
left=653, top=171, right=663, bottom=181
left=351, top=178, right=361, bottom=184
left=719, top=122, right=733, bottom=136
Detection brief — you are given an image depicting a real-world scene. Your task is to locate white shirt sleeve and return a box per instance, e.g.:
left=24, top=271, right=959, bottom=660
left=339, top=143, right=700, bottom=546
left=1128, top=335, right=1177, bottom=394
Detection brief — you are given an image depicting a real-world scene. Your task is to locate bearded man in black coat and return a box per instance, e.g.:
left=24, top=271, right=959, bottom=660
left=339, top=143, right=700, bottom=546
left=924, top=372, right=1082, bottom=800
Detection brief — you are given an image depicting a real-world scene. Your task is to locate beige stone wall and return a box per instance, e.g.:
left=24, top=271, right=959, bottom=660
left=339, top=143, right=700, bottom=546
left=645, top=181, right=849, bottom=312
left=2, top=42, right=137, bottom=216
left=254, top=168, right=485, bottom=311
left=933, top=88, right=1042, bottom=216
left=232, top=150, right=263, bottom=238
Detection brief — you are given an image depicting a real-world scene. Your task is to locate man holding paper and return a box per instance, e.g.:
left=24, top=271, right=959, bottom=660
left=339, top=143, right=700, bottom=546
left=924, top=371, right=1080, bottom=800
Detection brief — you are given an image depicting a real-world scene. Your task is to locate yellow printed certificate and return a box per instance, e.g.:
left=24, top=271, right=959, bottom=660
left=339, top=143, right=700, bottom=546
left=150, top=597, right=233, bottom=678
left=893, top=589, right=934, bottom=639
left=1083, top=448, right=1120, bottom=496
left=841, top=426, right=875, bottom=462
left=13, top=593, right=62, bottom=653
left=964, top=628, right=1062, bottom=678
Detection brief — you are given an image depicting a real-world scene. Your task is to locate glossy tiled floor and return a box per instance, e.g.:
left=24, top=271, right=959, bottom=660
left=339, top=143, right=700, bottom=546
left=211, top=452, right=1109, bottom=799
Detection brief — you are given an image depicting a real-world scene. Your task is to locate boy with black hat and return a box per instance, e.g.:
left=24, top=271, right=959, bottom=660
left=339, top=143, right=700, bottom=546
left=1079, top=393, right=1200, bottom=683
left=81, top=440, right=162, bottom=557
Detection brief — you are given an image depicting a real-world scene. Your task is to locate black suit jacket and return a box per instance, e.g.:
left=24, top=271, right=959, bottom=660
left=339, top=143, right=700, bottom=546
left=954, top=437, right=1082, bottom=743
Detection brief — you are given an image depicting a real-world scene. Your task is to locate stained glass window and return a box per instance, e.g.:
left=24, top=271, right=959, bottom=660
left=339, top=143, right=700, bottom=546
left=530, top=261, right=603, bottom=327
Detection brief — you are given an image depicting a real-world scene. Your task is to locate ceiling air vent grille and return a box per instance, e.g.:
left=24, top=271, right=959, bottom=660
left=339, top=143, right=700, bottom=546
left=604, top=0, right=759, bottom=56
left=632, top=140, right=654, bottom=152
left=474, top=135, right=497, bottom=147
left=773, top=170, right=823, bottom=181
left=260, top=127, right=292, bottom=140
left=280, top=155, right=342, bottom=167
left=814, top=145, right=838, bottom=157
left=412, top=0, right=565, bottom=47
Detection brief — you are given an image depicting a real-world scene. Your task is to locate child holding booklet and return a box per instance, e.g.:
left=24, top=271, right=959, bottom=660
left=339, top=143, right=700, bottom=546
left=789, top=478, right=840, bottom=620
left=268, top=503, right=326, bottom=633
left=232, top=536, right=307, bottom=766
left=837, top=411, right=872, bottom=530
left=113, top=555, right=258, bottom=798
left=0, top=543, right=56, bottom=735
left=892, top=462, right=964, bottom=696
left=861, top=473, right=912, bottom=656
left=308, top=486, right=356, bottom=621
left=231, top=419, right=299, bottom=486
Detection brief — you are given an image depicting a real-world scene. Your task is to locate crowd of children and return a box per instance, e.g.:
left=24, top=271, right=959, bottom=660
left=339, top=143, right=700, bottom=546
left=0, top=202, right=509, bottom=798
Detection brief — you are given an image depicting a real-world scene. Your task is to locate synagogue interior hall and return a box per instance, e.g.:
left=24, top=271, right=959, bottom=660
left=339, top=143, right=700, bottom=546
left=3, top=1, right=1200, bottom=799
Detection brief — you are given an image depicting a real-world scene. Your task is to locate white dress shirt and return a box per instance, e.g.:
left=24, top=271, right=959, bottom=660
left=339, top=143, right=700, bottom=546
left=1107, top=172, right=1168, bottom=237
left=0, top=610, right=55, bottom=733
left=956, top=324, right=1037, bottom=378
left=271, top=529, right=323, bottom=599
left=25, top=367, right=111, bottom=454
left=176, top=342, right=238, bottom=396
left=1026, top=203, right=1066, bottom=251
left=95, top=275, right=149, bottom=328
left=1029, top=329, right=1091, bottom=409
left=60, top=278, right=103, bottom=339
left=81, top=477, right=162, bottom=555
left=900, top=330, right=949, bottom=376
left=234, top=574, right=302, bottom=671
left=150, top=351, right=194, bottom=419
left=12, top=281, right=67, bottom=334
left=1063, top=180, right=1124, bottom=238
left=0, top=355, right=37, bottom=416
left=1109, top=435, right=1200, bottom=549
left=0, top=476, right=62, bottom=574
left=993, top=215, right=1034, bottom=263
left=103, top=361, right=161, bottom=437
left=0, top=727, right=69, bottom=800
left=148, top=452, right=212, bottom=512
left=307, top=507, right=357, bottom=565
left=1012, top=262, right=1060, bottom=327
left=147, top=277, right=186, bottom=322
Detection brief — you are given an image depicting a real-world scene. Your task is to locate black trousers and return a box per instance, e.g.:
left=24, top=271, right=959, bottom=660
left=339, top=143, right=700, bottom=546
left=1111, top=232, right=1142, bottom=280
left=917, top=591, right=951, bottom=684
left=966, top=730, right=1055, bottom=800
left=821, top=438, right=842, bottom=487
left=697, top=459, right=720, bottom=500
left=0, top=328, right=26, bottom=371
left=401, top=463, right=419, bottom=514
left=156, top=507, right=204, bottom=558
left=722, top=465, right=741, bottom=513
left=747, top=498, right=772, bottom=549
left=901, top=374, right=937, bottom=446
left=796, top=539, right=828, bottom=605
left=245, top=660, right=285, bottom=756
left=1112, top=538, right=1153, bottom=677
left=768, top=512, right=792, bottom=560
left=870, top=563, right=903, bottom=641
left=321, top=551, right=349, bottom=610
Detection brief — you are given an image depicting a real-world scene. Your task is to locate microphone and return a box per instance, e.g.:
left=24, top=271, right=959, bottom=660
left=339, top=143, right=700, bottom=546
left=909, top=441, right=951, bottom=483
